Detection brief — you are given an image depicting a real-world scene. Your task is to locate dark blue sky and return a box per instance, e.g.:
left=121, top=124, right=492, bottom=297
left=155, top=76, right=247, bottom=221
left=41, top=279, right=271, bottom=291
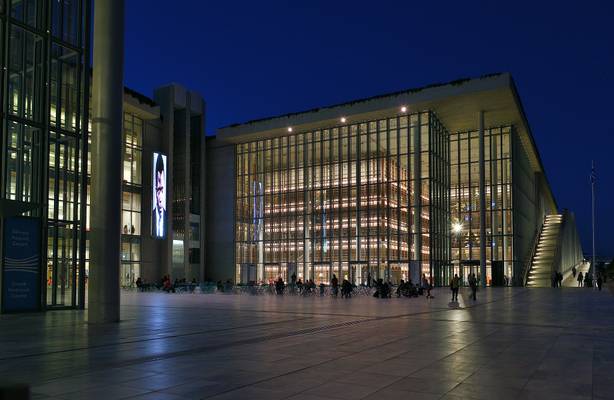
left=124, top=1, right=613, bottom=259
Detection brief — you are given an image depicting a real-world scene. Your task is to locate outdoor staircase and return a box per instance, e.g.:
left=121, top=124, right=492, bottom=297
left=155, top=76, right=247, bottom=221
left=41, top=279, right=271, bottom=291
left=526, top=214, right=563, bottom=287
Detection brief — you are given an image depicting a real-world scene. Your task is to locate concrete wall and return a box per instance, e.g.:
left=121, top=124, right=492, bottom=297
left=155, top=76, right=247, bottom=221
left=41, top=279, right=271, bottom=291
left=512, top=127, right=555, bottom=285
left=140, top=118, right=164, bottom=282
left=205, top=138, right=235, bottom=282
left=558, top=210, right=584, bottom=273
left=154, top=84, right=206, bottom=282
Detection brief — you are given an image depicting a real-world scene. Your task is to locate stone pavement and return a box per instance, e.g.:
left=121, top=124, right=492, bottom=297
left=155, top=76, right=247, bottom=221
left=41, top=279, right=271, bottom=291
left=0, top=287, right=612, bottom=400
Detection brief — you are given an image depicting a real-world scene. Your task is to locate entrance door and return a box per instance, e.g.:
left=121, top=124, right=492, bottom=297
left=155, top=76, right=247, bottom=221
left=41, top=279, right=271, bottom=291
left=460, top=260, right=480, bottom=286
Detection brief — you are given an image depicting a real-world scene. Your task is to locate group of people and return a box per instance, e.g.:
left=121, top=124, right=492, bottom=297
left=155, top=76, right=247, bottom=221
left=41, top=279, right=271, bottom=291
left=551, top=271, right=564, bottom=287
left=271, top=273, right=440, bottom=300
left=449, top=272, right=478, bottom=302
left=287, top=274, right=357, bottom=298
left=574, top=270, right=604, bottom=290
left=393, top=274, right=434, bottom=299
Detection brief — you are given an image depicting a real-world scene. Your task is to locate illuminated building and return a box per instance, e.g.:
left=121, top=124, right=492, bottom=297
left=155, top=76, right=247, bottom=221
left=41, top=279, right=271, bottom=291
left=207, top=73, right=583, bottom=286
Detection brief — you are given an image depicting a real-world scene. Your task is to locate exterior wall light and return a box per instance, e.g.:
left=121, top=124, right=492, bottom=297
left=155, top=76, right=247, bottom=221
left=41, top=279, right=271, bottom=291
left=401, top=106, right=407, bottom=113
left=340, top=117, right=346, bottom=123
left=287, top=127, right=293, bottom=132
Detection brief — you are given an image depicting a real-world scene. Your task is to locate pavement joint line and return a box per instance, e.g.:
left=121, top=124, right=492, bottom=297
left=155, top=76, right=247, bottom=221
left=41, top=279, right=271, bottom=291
left=516, top=320, right=562, bottom=395
left=8, top=288, right=603, bottom=391
left=192, top=318, right=450, bottom=400
left=0, top=316, right=316, bottom=363
left=0, top=289, right=520, bottom=366
left=42, top=291, right=518, bottom=386
left=364, top=325, right=505, bottom=400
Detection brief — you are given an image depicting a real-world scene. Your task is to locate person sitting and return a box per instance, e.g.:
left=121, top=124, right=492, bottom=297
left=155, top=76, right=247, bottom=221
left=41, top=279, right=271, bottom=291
left=135, top=277, right=143, bottom=292
left=381, top=281, right=391, bottom=298
left=296, top=278, right=303, bottom=293
left=163, top=276, right=174, bottom=293
left=275, top=277, right=285, bottom=295
left=373, top=278, right=383, bottom=298
left=341, top=279, right=353, bottom=298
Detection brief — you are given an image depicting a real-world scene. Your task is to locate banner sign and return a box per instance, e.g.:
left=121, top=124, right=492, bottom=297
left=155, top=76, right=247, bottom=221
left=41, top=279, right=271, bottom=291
left=2, top=217, right=41, bottom=312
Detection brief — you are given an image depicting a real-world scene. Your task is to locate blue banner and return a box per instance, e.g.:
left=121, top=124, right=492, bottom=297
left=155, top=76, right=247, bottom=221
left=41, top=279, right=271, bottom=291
left=2, top=217, right=41, bottom=312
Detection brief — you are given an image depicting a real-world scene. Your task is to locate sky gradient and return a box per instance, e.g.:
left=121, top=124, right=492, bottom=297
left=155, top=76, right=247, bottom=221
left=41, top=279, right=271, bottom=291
left=124, top=0, right=613, bottom=259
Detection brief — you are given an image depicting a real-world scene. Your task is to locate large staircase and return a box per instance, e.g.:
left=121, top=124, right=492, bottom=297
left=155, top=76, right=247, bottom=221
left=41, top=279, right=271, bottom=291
left=526, top=214, right=563, bottom=287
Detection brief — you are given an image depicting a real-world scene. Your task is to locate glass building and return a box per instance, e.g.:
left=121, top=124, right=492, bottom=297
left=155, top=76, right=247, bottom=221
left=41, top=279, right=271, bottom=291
left=1, top=0, right=90, bottom=308
left=0, top=1, right=205, bottom=312
left=234, top=111, right=450, bottom=285
left=207, top=73, right=582, bottom=287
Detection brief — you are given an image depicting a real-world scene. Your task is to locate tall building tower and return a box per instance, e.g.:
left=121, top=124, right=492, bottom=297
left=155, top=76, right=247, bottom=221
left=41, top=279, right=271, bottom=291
left=0, top=0, right=91, bottom=311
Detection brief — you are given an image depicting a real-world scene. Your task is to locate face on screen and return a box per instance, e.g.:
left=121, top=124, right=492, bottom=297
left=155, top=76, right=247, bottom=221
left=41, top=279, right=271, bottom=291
left=152, top=153, right=167, bottom=238
left=155, top=171, right=164, bottom=211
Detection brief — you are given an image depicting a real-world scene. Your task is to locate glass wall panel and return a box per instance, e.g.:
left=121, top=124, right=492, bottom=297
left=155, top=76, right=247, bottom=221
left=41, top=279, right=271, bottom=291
left=235, top=111, right=449, bottom=286
left=2, top=0, right=89, bottom=309
left=449, top=126, right=513, bottom=286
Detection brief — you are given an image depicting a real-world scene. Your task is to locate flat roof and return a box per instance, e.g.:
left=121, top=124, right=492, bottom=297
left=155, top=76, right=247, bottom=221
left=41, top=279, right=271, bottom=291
left=217, top=73, right=557, bottom=210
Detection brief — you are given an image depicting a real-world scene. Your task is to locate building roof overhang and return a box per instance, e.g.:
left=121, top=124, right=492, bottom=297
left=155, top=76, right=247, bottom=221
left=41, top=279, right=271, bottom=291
left=217, top=73, right=556, bottom=210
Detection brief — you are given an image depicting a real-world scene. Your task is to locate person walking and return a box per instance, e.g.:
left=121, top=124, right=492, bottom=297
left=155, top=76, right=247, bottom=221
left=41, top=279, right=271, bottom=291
left=450, top=274, right=460, bottom=302
left=422, top=274, right=433, bottom=299
left=597, top=274, right=603, bottom=291
left=468, top=272, right=477, bottom=301
left=577, top=271, right=583, bottom=287
left=572, top=266, right=577, bottom=278
left=584, top=272, right=591, bottom=288
left=331, top=274, right=339, bottom=297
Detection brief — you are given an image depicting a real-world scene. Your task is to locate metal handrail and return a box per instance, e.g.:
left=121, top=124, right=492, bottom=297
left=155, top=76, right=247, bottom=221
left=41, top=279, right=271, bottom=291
left=523, top=217, right=544, bottom=286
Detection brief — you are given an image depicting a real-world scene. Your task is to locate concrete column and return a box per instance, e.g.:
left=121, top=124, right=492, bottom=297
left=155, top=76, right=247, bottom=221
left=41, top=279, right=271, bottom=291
left=183, top=98, right=191, bottom=280
left=478, top=111, right=487, bottom=287
left=89, top=0, right=124, bottom=323
left=412, top=114, right=422, bottom=284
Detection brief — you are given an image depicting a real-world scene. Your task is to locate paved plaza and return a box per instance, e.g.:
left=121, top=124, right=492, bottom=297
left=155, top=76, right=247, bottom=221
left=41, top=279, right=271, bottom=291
left=1, top=287, right=613, bottom=400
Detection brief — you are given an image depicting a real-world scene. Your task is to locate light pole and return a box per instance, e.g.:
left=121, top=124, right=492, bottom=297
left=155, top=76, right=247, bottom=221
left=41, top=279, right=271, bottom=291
left=591, top=161, right=596, bottom=287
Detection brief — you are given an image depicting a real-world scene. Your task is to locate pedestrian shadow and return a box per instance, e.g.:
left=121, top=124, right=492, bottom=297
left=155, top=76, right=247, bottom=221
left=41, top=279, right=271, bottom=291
left=448, top=300, right=463, bottom=309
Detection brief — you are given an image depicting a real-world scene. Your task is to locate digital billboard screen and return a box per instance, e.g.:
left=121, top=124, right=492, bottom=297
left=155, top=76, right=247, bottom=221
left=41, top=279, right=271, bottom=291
left=152, top=152, right=167, bottom=239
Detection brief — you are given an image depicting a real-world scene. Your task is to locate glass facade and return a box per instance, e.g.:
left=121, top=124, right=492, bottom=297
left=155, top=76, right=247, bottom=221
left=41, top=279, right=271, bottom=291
left=449, top=127, right=513, bottom=286
left=1, top=0, right=89, bottom=308
left=235, top=111, right=450, bottom=286
left=120, top=113, right=143, bottom=287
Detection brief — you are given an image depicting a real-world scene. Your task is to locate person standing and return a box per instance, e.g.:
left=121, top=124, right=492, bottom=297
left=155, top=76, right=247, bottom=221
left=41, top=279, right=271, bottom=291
left=577, top=271, right=583, bottom=287
left=468, top=273, right=477, bottom=301
left=597, top=274, right=603, bottom=291
left=421, top=274, right=432, bottom=299
left=450, top=274, right=460, bottom=302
